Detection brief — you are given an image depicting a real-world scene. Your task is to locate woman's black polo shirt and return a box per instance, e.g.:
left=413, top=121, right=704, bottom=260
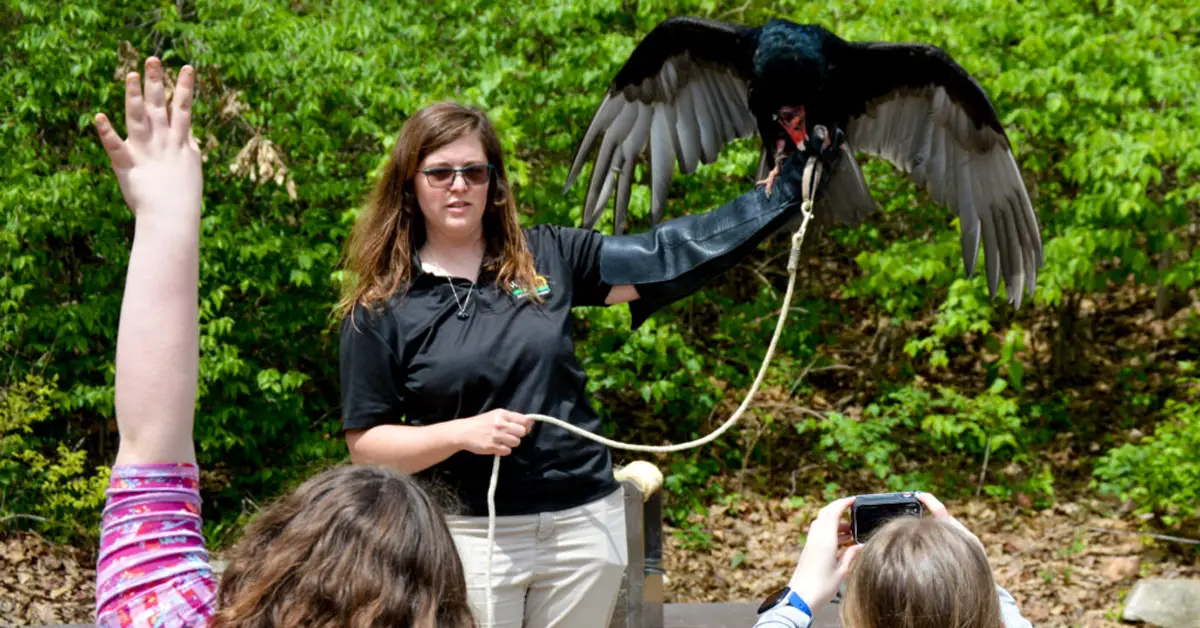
left=339, top=224, right=621, bottom=517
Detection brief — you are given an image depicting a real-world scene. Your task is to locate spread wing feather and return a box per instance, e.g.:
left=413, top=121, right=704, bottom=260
left=566, top=17, right=759, bottom=233
left=828, top=40, right=1043, bottom=306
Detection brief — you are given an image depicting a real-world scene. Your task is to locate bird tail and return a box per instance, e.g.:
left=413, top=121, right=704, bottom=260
left=816, top=141, right=877, bottom=227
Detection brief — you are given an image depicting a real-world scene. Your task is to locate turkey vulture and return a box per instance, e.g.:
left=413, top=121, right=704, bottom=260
left=565, top=16, right=1043, bottom=307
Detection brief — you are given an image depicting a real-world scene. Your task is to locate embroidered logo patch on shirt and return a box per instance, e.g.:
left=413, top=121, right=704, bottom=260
left=511, top=275, right=552, bottom=299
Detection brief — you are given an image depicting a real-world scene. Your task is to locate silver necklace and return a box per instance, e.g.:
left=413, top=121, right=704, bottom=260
left=424, top=253, right=475, bottom=320
left=446, top=276, right=474, bottom=320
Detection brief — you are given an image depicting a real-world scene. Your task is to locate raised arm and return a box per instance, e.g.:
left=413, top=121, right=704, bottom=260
left=93, top=57, right=216, bottom=628
left=97, top=57, right=203, bottom=465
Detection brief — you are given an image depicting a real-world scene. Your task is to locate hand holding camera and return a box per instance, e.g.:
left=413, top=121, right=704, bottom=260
left=782, top=496, right=863, bottom=613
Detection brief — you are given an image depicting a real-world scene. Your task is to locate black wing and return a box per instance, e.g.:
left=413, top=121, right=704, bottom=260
left=826, top=40, right=1043, bottom=307
left=565, top=17, right=759, bottom=234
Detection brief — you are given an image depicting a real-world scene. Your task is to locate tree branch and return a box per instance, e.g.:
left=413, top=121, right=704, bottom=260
left=1086, top=527, right=1200, bottom=546
left=0, top=513, right=48, bottom=524
left=976, top=434, right=992, bottom=496
left=718, top=0, right=752, bottom=20
left=789, top=360, right=855, bottom=397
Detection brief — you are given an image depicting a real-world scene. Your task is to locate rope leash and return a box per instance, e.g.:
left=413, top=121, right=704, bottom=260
left=482, top=157, right=823, bottom=628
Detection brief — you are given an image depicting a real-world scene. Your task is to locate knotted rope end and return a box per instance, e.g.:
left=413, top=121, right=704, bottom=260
left=614, top=460, right=664, bottom=500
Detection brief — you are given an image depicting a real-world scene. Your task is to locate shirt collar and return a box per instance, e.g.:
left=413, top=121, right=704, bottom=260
left=410, top=246, right=497, bottom=284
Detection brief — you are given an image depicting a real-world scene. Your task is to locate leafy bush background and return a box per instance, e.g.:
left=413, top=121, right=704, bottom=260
left=1, top=0, right=1197, bottom=544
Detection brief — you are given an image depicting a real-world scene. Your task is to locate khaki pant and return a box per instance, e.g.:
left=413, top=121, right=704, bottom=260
left=446, top=487, right=628, bottom=628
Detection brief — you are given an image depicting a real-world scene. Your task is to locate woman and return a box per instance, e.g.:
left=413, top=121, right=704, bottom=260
left=92, top=56, right=475, bottom=628
left=337, top=102, right=824, bottom=627
left=753, top=492, right=1034, bottom=628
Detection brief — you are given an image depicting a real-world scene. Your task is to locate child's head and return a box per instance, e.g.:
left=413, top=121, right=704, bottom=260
left=841, top=516, right=1002, bottom=628
left=211, top=465, right=475, bottom=628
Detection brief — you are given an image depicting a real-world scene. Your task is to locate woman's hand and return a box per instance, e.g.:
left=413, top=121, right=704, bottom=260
left=455, top=410, right=535, bottom=456
left=94, top=57, right=202, bottom=225
left=787, top=496, right=863, bottom=613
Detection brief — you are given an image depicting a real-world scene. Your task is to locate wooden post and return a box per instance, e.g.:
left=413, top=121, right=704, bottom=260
left=609, top=478, right=665, bottom=628
left=642, top=486, right=665, bottom=628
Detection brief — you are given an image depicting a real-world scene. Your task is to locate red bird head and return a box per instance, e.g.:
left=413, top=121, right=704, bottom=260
left=775, top=105, right=808, bottom=147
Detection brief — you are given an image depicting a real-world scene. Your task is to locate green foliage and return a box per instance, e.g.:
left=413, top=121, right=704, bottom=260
left=796, top=380, right=1026, bottom=486
left=1094, top=374, right=1200, bottom=529
left=1, top=0, right=1197, bottom=542
left=0, top=374, right=109, bottom=540
left=662, top=457, right=725, bottom=550
left=578, top=307, right=720, bottom=423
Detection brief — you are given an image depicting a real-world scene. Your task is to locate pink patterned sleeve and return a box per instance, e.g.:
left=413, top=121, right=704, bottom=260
left=95, top=463, right=217, bottom=628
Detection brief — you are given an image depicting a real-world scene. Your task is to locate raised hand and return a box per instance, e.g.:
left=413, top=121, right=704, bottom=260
left=94, top=57, right=202, bottom=223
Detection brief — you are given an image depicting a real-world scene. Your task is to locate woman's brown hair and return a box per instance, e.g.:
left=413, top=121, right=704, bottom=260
left=210, top=465, right=475, bottom=628
left=841, top=517, right=1003, bottom=628
left=336, top=101, right=540, bottom=320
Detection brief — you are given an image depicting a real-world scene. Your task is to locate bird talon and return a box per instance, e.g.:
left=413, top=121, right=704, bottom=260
left=757, top=178, right=774, bottom=198
left=800, top=125, right=845, bottom=164
left=757, top=162, right=782, bottom=197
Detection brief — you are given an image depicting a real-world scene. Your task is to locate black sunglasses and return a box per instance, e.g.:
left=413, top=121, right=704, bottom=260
left=421, top=163, right=494, bottom=188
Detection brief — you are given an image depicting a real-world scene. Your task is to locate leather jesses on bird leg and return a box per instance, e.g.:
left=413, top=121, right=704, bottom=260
left=598, top=135, right=834, bottom=330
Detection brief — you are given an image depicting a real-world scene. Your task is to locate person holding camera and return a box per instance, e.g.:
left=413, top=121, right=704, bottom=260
left=754, top=492, right=1033, bottom=628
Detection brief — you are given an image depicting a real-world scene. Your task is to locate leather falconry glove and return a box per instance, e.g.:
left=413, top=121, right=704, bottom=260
left=598, top=129, right=834, bottom=329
